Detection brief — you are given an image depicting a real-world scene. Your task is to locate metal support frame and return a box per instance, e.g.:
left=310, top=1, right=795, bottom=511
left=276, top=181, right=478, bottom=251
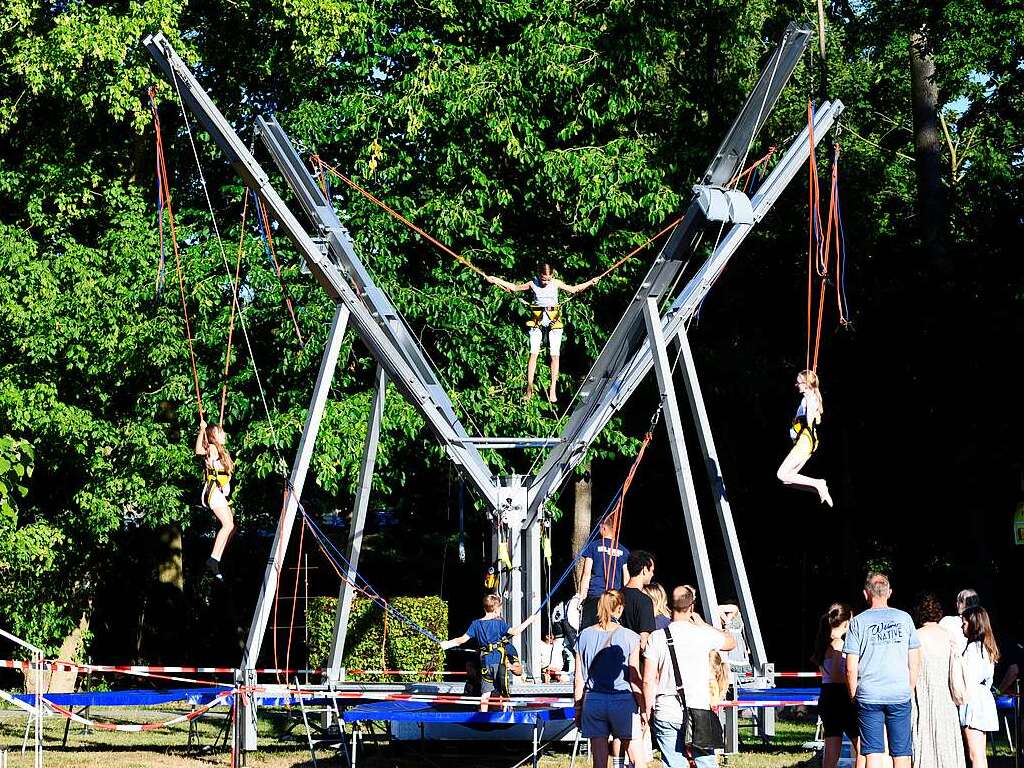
left=142, top=22, right=841, bottom=752
left=0, top=627, right=43, bottom=768
left=674, top=331, right=767, bottom=672
left=492, top=477, right=540, bottom=671
left=238, top=303, right=350, bottom=747
left=641, top=298, right=719, bottom=619
left=327, top=365, right=388, bottom=681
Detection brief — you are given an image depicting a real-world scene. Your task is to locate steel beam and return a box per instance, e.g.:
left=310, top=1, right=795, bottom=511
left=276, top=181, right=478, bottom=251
left=528, top=98, right=844, bottom=515
left=641, top=298, right=719, bottom=620
left=238, top=302, right=350, bottom=749
left=675, top=331, right=767, bottom=671
left=527, top=26, right=817, bottom=518
left=142, top=33, right=498, bottom=507
left=326, top=365, right=387, bottom=683
left=460, top=437, right=562, bottom=449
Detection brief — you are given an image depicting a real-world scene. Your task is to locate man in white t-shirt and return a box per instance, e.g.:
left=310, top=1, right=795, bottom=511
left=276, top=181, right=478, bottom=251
left=643, top=585, right=736, bottom=768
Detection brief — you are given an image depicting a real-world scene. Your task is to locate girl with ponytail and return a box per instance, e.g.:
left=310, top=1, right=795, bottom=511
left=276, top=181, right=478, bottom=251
left=573, top=589, right=644, bottom=768
left=195, top=418, right=235, bottom=578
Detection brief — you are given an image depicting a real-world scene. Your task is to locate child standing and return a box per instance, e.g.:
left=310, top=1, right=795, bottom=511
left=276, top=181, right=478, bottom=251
left=441, top=594, right=536, bottom=710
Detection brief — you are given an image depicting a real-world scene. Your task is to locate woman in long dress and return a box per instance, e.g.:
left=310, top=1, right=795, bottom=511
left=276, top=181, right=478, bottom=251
left=959, top=606, right=1000, bottom=768
left=911, top=593, right=966, bottom=768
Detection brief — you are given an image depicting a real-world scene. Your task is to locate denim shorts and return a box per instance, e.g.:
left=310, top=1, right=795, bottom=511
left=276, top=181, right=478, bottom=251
left=857, top=699, right=912, bottom=756
left=581, top=691, right=635, bottom=739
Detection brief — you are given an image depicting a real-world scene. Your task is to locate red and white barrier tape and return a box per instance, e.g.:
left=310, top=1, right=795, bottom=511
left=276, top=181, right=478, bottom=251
left=42, top=690, right=236, bottom=733
left=280, top=687, right=567, bottom=708
left=0, top=660, right=317, bottom=675
left=717, top=699, right=818, bottom=709
left=0, top=686, right=39, bottom=715
left=0, top=659, right=457, bottom=679
left=737, top=671, right=822, bottom=678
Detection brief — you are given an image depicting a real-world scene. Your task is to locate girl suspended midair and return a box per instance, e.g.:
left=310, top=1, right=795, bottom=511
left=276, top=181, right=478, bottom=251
left=196, top=418, right=235, bottom=578
left=486, top=263, right=598, bottom=403
left=777, top=369, right=833, bottom=506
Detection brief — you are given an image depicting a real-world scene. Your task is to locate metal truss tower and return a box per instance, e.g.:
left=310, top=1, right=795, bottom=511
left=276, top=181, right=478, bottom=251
left=144, top=24, right=843, bottom=750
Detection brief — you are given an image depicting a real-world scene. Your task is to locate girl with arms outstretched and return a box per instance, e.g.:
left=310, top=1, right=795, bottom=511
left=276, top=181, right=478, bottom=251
left=487, top=263, right=597, bottom=403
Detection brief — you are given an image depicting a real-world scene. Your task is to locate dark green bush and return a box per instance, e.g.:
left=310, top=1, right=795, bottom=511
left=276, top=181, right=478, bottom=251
left=306, top=595, right=446, bottom=682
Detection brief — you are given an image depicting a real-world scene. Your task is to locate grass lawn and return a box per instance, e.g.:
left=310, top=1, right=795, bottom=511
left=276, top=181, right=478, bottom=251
left=0, top=705, right=1018, bottom=767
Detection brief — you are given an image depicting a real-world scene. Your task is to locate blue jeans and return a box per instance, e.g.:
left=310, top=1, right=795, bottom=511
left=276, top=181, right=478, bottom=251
left=653, top=718, right=717, bottom=768
left=857, top=699, right=912, bottom=757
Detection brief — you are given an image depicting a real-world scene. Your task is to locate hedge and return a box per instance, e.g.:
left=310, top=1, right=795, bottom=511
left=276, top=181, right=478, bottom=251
left=306, top=595, right=446, bottom=682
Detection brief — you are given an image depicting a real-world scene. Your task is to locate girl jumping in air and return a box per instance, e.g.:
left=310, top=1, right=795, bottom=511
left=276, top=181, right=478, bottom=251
left=777, top=369, right=833, bottom=506
left=486, top=263, right=597, bottom=403
left=196, top=418, right=235, bottom=578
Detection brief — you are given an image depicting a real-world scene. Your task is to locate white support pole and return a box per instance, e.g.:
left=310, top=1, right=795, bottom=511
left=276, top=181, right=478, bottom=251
left=674, top=330, right=768, bottom=673
left=641, top=298, right=720, bottom=620
left=495, top=478, right=528, bottom=650
left=0, top=628, right=44, bottom=768
left=33, top=649, right=41, bottom=768
left=522, top=509, right=543, bottom=678
left=327, top=365, right=387, bottom=682
left=238, top=303, right=350, bottom=750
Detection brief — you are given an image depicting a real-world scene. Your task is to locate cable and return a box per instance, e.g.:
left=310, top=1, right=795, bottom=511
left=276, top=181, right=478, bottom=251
left=167, top=66, right=284, bottom=459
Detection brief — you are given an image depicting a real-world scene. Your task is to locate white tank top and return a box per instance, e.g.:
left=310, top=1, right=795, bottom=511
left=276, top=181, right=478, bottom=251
left=529, top=279, right=559, bottom=309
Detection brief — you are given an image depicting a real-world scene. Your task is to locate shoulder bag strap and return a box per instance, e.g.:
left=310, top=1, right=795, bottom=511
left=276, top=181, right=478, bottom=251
left=664, top=627, right=697, bottom=768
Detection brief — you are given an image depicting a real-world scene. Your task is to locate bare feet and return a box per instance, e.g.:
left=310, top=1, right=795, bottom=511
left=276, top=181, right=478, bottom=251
left=818, top=481, right=834, bottom=507
left=547, top=388, right=558, bottom=404
left=523, top=385, right=535, bottom=402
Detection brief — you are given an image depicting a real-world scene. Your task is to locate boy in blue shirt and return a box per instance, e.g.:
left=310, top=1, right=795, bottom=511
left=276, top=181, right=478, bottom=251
left=441, top=594, right=535, bottom=710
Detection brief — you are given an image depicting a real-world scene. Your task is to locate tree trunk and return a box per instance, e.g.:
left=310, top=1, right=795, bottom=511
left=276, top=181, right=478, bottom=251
left=157, top=524, right=184, bottom=590
left=572, top=463, right=593, bottom=592
left=22, top=614, right=89, bottom=694
left=909, top=25, right=949, bottom=272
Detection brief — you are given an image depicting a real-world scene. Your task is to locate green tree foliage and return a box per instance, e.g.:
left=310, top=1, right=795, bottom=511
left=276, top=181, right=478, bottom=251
left=0, top=0, right=1020, bottom=660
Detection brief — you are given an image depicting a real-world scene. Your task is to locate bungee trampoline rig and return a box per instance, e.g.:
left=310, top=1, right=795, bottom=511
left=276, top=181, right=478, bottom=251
left=140, top=21, right=845, bottom=752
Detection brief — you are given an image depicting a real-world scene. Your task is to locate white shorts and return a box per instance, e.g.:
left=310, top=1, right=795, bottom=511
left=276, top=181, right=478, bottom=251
left=528, top=326, right=562, bottom=356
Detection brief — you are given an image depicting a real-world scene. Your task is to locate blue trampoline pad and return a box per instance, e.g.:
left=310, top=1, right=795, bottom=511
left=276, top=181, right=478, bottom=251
left=736, top=688, right=1016, bottom=711
left=737, top=687, right=819, bottom=701
left=343, top=700, right=575, bottom=724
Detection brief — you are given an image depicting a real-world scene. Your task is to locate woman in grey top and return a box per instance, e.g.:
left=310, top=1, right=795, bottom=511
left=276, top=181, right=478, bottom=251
left=573, top=589, right=644, bottom=768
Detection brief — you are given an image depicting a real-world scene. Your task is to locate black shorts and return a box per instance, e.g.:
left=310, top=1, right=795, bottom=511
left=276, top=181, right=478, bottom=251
left=580, top=597, right=599, bottom=630
left=818, top=682, right=857, bottom=739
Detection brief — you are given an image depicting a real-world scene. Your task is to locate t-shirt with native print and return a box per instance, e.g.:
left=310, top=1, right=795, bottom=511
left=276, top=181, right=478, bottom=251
left=581, top=537, right=630, bottom=597
left=467, top=618, right=511, bottom=667
left=843, top=606, right=920, bottom=704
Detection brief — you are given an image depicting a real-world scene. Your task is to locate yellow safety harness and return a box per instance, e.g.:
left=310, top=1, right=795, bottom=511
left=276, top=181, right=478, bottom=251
left=790, top=415, right=819, bottom=453
left=525, top=304, right=563, bottom=329
left=202, top=468, right=232, bottom=509
left=480, top=636, right=514, bottom=697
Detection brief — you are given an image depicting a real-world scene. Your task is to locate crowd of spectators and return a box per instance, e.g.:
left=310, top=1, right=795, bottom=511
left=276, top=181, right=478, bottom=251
left=449, top=544, right=1016, bottom=768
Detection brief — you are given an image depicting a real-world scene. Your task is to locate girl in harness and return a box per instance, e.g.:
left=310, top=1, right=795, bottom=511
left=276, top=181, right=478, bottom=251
left=776, top=369, right=833, bottom=506
left=486, top=263, right=598, bottom=403
left=195, top=418, right=235, bottom=578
